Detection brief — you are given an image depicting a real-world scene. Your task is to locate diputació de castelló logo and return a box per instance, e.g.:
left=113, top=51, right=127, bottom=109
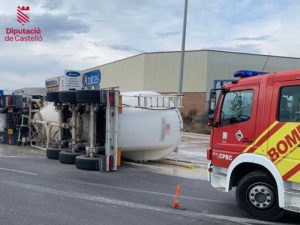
left=17, top=6, right=30, bottom=25
left=4, top=5, right=43, bottom=42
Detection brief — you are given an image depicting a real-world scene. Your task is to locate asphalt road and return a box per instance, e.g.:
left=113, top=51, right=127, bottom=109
left=0, top=146, right=299, bottom=225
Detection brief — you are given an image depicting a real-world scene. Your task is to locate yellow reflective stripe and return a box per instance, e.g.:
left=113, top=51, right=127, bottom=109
left=243, top=121, right=279, bottom=153
left=268, top=123, right=299, bottom=164
left=288, top=172, right=300, bottom=182
left=275, top=158, right=298, bottom=176
left=263, top=123, right=300, bottom=181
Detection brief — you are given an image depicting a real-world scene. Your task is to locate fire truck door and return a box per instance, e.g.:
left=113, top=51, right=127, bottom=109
left=212, top=86, right=259, bottom=167
left=268, top=82, right=300, bottom=182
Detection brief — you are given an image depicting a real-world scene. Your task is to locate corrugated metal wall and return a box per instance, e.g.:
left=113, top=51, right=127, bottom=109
left=143, top=51, right=207, bottom=92
left=83, top=54, right=146, bottom=91
left=206, top=51, right=300, bottom=93
left=81, top=50, right=300, bottom=94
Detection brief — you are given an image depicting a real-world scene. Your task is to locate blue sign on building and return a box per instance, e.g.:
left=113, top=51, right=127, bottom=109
left=82, top=69, right=101, bottom=87
left=0, top=90, right=3, bottom=96
left=66, top=71, right=81, bottom=77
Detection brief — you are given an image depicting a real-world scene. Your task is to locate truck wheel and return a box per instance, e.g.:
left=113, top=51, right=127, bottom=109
left=46, top=92, right=60, bottom=103
left=76, top=90, right=107, bottom=104
left=59, top=91, right=77, bottom=104
left=46, top=148, right=61, bottom=159
left=59, top=151, right=84, bottom=164
left=236, top=171, right=284, bottom=221
left=75, top=155, right=99, bottom=170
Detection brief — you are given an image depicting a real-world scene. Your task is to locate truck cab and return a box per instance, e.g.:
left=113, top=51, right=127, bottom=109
left=207, top=69, right=300, bottom=221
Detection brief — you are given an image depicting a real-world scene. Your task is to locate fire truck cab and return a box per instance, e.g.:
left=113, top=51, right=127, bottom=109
left=207, top=69, right=300, bottom=221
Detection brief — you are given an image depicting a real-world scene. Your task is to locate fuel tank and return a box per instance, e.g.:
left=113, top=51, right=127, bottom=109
left=37, top=91, right=182, bottom=162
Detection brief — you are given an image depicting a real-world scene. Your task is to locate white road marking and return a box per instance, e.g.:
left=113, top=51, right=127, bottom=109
left=0, top=155, right=44, bottom=159
left=61, top=178, right=235, bottom=205
left=2, top=180, right=282, bottom=225
left=0, top=167, right=38, bottom=176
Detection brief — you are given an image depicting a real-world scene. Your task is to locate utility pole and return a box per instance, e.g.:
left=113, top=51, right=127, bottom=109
left=178, top=0, right=188, bottom=94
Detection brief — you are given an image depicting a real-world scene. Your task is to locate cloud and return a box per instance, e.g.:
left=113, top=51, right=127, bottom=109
left=156, top=31, right=180, bottom=38
left=82, top=56, right=101, bottom=60
left=107, top=44, right=144, bottom=53
left=31, top=13, right=90, bottom=41
left=0, top=13, right=90, bottom=42
left=88, top=41, right=106, bottom=47
left=235, top=35, right=273, bottom=41
left=210, top=44, right=262, bottom=54
left=93, top=19, right=106, bottom=23
left=41, top=0, right=63, bottom=10
left=88, top=41, right=144, bottom=53
left=1, top=0, right=300, bottom=91
left=0, top=73, right=48, bottom=90
left=0, top=52, right=62, bottom=76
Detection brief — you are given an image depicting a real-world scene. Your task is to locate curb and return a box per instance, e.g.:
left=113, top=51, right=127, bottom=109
left=123, top=159, right=208, bottom=170
left=160, top=159, right=208, bottom=169
left=156, top=159, right=195, bottom=169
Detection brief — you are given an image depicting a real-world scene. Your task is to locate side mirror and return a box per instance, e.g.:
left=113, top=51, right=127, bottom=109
left=207, top=90, right=218, bottom=126
left=207, top=88, right=225, bottom=127
left=207, top=115, right=214, bottom=126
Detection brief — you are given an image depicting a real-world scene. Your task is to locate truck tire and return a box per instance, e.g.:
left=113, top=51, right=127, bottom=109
left=236, top=171, right=284, bottom=221
left=59, top=151, right=84, bottom=164
left=46, top=148, right=61, bottom=159
left=75, top=155, right=99, bottom=170
left=59, top=91, right=77, bottom=104
left=46, top=92, right=60, bottom=103
left=76, top=90, right=107, bottom=104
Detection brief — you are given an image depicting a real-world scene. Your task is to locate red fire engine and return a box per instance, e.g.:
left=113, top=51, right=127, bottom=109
left=207, top=69, right=300, bottom=221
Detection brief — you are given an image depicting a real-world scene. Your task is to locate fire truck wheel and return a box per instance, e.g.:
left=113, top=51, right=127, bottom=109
left=76, top=90, right=107, bottom=104
left=46, top=148, right=61, bottom=159
left=236, top=171, right=284, bottom=221
left=59, top=151, right=84, bottom=164
left=59, top=91, right=77, bottom=104
left=75, top=155, right=99, bottom=170
left=46, top=92, right=60, bottom=103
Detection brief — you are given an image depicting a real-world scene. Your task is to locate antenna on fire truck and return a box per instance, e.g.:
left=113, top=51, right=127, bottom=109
left=262, top=52, right=271, bottom=72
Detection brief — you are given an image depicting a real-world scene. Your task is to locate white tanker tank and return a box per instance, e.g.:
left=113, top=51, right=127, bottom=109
left=37, top=91, right=183, bottom=162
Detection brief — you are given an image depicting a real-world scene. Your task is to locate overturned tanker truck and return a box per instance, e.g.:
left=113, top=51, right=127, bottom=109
left=30, top=89, right=183, bottom=171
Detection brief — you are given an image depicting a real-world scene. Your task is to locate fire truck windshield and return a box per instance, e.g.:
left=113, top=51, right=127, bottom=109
left=220, top=90, right=253, bottom=126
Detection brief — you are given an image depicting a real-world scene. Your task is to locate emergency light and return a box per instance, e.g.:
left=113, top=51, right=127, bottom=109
left=234, top=70, right=268, bottom=78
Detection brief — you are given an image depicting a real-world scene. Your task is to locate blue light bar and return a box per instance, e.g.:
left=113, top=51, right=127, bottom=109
left=234, top=70, right=268, bottom=78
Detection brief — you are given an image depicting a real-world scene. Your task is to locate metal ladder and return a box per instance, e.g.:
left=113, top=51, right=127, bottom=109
left=135, top=94, right=183, bottom=109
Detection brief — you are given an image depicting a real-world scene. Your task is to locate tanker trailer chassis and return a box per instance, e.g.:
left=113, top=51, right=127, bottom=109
left=57, top=90, right=85, bottom=164
left=29, top=89, right=183, bottom=171
left=42, top=92, right=72, bottom=159
left=30, top=89, right=120, bottom=172
left=74, top=89, right=119, bottom=171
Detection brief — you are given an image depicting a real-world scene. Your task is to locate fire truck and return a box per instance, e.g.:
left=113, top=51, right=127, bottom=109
left=207, top=69, right=300, bottom=221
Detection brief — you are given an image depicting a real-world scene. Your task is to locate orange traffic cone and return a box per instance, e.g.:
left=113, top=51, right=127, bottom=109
left=175, top=184, right=181, bottom=195
left=172, top=198, right=180, bottom=209
left=172, top=184, right=181, bottom=209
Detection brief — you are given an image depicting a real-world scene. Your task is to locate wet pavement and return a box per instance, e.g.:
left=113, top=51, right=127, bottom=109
left=0, top=144, right=44, bottom=157
left=0, top=144, right=298, bottom=225
left=165, top=132, right=209, bottom=165
left=124, top=160, right=208, bottom=180
left=126, top=132, right=210, bottom=179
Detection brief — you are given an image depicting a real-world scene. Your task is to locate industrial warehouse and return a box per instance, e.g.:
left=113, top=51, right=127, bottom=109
left=46, top=50, right=300, bottom=116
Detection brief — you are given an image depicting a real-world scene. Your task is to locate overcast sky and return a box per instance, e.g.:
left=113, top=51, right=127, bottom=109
left=0, top=0, right=300, bottom=90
